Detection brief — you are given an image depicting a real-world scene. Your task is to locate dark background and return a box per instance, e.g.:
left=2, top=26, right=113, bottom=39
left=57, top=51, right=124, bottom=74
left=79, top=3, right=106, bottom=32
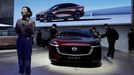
left=0, top=0, right=14, bottom=25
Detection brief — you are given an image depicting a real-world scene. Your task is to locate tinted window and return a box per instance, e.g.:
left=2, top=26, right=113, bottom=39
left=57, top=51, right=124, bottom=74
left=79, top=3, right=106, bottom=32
left=59, top=4, right=68, bottom=8
left=60, top=29, right=92, bottom=37
left=67, top=3, right=78, bottom=7
left=59, top=3, right=77, bottom=8
left=49, top=5, right=59, bottom=10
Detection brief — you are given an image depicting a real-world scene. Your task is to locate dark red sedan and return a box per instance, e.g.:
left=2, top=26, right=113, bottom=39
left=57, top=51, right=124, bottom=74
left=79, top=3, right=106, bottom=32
left=36, top=3, right=84, bottom=22
left=49, top=29, right=102, bottom=66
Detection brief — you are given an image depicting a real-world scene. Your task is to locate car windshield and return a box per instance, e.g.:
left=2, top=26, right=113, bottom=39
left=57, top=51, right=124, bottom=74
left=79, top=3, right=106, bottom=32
left=48, top=5, right=58, bottom=10
left=60, top=29, right=92, bottom=37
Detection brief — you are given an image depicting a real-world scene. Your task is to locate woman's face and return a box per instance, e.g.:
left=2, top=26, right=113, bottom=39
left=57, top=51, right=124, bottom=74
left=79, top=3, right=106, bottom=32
left=21, top=8, right=28, bottom=16
left=92, top=29, right=95, bottom=32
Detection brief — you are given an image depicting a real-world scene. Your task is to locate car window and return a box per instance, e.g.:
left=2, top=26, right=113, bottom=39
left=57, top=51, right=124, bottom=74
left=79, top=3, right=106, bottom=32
left=49, top=5, right=58, bottom=10
left=59, top=4, right=67, bottom=8
left=68, top=4, right=77, bottom=7
left=59, top=3, right=77, bottom=8
left=49, top=3, right=78, bottom=10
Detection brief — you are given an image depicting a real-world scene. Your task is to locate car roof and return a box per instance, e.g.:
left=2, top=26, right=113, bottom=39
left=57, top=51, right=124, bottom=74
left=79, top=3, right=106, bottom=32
left=57, top=3, right=78, bottom=6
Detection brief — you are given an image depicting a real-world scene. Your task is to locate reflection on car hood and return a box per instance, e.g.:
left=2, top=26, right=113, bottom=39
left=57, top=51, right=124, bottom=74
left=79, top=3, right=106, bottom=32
left=37, top=10, right=49, bottom=14
left=55, top=37, right=97, bottom=43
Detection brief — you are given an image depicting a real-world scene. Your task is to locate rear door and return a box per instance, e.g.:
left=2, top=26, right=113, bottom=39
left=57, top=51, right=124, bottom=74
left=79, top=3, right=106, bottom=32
left=54, top=4, right=75, bottom=18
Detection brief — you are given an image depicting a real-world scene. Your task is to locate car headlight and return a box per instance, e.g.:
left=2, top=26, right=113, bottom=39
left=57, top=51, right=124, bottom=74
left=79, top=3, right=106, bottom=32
left=50, top=41, right=59, bottom=46
left=91, top=45, right=100, bottom=50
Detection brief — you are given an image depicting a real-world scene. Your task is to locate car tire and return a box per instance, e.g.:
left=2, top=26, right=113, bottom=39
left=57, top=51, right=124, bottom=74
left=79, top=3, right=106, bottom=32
left=36, top=18, right=39, bottom=21
left=73, top=11, right=81, bottom=20
left=46, top=13, right=54, bottom=22
left=93, top=61, right=102, bottom=67
left=40, top=19, right=44, bottom=22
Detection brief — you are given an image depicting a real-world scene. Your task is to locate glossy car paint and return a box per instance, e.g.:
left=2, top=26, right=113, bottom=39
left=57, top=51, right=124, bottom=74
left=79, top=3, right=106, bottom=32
left=36, top=3, right=84, bottom=22
left=49, top=29, right=102, bottom=66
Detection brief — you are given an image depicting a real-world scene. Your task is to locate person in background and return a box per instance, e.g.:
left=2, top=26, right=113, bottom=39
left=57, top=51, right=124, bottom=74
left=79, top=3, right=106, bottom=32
left=101, top=24, right=119, bottom=59
left=128, top=28, right=134, bottom=55
left=50, top=24, right=58, bottom=39
left=36, top=30, right=42, bottom=47
left=15, top=6, right=36, bottom=75
left=90, top=26, right=101, bottom=39
left=42, top=27, right=50, bottom=48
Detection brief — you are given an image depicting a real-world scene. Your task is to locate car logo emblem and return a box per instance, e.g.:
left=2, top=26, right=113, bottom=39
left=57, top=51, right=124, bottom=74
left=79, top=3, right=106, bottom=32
left=72, top=47, right=77, bottom=52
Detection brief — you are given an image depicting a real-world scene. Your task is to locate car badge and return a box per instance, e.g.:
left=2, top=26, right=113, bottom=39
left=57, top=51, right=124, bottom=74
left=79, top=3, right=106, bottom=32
left=72, top=47, right=77, bottom=52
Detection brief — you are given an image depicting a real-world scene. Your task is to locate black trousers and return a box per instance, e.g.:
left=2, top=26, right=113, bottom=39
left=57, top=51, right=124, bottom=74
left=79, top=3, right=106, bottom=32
left=107, top=40, right=116, bottom=58
left=17, top=36, right=32, bottom=74
left=42, top=39, right=50, bottom=47
left=128, top=40, right=134, bottom=52
left=36, top=37, right=42, bottom=46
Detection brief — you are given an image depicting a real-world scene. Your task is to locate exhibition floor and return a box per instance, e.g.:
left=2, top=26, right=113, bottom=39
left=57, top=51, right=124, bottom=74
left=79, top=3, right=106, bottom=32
left=0, top=47, right=134, bottom=75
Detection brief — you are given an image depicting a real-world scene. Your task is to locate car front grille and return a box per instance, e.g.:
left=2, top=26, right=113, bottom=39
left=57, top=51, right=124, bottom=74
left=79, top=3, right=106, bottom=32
left=57, top=46, right=91, bottom=56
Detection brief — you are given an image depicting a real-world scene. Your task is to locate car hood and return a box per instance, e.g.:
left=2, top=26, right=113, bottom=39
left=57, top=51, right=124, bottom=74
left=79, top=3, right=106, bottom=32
left=37, top=10, right=49, bottom=14
left=54, top=37, right=100, bottom=46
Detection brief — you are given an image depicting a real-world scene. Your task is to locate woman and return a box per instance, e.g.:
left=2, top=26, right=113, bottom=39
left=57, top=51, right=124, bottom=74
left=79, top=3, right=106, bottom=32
left=90, top=26, right=100, bottom=39
left=15, top=6, right=35, bottom=75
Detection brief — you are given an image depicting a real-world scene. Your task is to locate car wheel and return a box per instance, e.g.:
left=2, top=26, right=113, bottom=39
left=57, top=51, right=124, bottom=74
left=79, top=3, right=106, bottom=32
left=92, top=61, right=102, bottom=67
left=46, top=14, right=54, bottom=22
left=73, top=11, right=81, bottom=20
left=36, top=18, right=39, bottom=21
left=40, top=19, right=44, bottom=22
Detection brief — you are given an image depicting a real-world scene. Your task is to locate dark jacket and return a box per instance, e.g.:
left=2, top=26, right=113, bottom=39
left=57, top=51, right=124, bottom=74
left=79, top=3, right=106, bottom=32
left=128, top=31, right=134, bottom=42
left=15, top=19, right=35, bottom=37
left=50, top=28, right=58, bottom=38
left=37, top=31, right=42, bottom=39
left=101, top=28, right=119, bottom=42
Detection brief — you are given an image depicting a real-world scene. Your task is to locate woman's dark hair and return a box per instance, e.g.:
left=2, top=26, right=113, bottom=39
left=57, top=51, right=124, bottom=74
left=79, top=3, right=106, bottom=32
left=22, top=6, right=32, bottom=17
left=104, top=23, right=109, bottom=26
left=52, top=24, right=57, bottom=27
left=91, top=26, right=96, bottom=30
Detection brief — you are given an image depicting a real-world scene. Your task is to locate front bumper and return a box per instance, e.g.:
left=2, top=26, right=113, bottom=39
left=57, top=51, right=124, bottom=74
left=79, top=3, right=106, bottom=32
left=49, top=45, right=101, bottom=64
